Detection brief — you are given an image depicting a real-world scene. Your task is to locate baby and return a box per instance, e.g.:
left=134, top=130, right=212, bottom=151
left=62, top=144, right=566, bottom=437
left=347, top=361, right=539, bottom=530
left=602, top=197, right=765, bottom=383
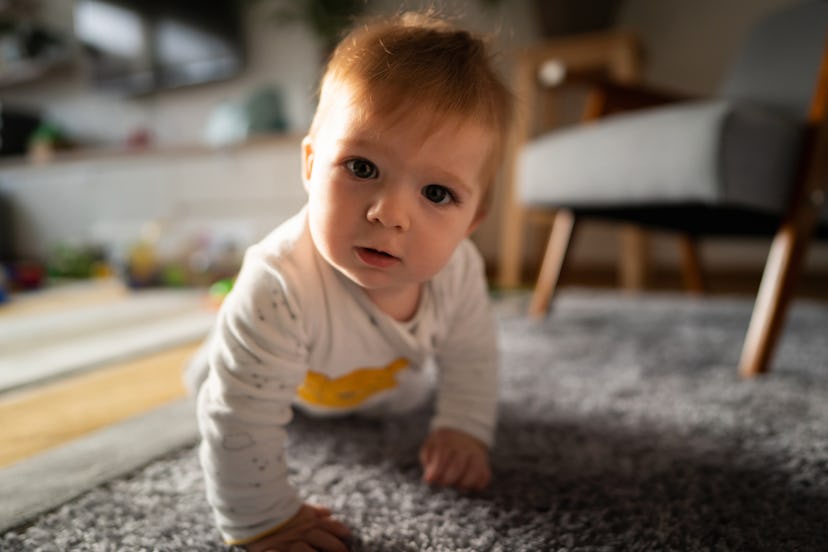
left=191, top=11, right=513, bottom=551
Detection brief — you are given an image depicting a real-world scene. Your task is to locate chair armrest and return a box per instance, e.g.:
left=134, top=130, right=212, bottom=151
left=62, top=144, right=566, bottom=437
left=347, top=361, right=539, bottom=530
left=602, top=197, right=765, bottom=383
left=510, top=30, right=647, bottom=139
left=512, top=30, right=698, bottom=119
left=547, top=70, right=699, bottom=111
left=516, top=30, right=642, bottom=82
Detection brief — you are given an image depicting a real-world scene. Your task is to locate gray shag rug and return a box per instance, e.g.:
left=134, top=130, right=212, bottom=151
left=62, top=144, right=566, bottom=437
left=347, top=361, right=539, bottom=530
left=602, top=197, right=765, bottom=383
left=2, top=291, right=827, bottom=551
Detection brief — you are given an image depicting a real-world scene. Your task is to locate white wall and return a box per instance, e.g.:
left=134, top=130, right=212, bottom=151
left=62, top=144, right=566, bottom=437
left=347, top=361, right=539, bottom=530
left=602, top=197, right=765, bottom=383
left=617, top=0, right=800, bottom=95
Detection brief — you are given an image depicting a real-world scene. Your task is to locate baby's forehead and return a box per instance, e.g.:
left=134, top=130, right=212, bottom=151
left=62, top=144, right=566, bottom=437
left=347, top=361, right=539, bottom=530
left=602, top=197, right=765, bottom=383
left=348, top=98, right=490, bottom=141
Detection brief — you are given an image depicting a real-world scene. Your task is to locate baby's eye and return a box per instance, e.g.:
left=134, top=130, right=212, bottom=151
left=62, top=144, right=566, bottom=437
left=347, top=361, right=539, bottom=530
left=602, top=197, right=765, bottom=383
left=422, top=184, right=455, bottom=205
left=345, top=158, right=378, bottom=179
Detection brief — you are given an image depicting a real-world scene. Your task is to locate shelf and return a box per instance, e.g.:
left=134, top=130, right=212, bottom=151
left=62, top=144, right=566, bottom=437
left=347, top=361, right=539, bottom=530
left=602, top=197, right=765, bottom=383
left=0, top=52, right=70, bottom=88
left=0, top=132, right=304, bottom=170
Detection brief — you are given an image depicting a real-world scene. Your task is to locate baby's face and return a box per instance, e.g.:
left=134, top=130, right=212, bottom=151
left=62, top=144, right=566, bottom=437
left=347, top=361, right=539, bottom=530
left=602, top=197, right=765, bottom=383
left=302, top=96, right=492, bottom=310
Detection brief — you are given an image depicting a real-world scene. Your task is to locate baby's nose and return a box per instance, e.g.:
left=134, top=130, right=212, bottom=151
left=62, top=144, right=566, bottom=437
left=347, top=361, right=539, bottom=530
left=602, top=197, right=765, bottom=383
left=366, top=189, right=411, bottom=231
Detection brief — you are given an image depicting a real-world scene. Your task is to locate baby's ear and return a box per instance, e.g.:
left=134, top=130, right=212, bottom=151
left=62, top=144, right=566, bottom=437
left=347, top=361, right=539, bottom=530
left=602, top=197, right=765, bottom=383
left=301, top=136, right=314, bottom=189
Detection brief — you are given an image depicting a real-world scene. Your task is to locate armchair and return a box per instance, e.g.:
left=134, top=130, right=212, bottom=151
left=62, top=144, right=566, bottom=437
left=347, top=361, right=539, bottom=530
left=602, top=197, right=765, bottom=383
left=499, top=1, right=828, bottom=377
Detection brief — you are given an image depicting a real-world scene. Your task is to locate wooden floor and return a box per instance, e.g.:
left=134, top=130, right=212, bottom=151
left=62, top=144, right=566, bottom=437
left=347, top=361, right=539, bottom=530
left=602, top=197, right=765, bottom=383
left=0, top=342, right=199, bottom=468
left=0, top=280, right=206, bottom=469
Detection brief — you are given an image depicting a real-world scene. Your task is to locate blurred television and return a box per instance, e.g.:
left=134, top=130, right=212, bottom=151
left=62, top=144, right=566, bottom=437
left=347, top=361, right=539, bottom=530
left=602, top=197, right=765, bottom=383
left=74, top=0, right=246, bottom=95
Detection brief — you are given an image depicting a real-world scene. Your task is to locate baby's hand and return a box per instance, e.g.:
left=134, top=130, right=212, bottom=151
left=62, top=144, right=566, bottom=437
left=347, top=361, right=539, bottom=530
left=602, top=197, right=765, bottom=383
left=419, top=428, right=491, bottom=491
left=244, top=503, right=350, bottom=552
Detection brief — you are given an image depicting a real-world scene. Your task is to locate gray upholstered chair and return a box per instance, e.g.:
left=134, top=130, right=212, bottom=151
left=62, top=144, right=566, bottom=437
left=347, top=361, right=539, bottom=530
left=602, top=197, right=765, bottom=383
left=499, top=1, right=828, bottom=377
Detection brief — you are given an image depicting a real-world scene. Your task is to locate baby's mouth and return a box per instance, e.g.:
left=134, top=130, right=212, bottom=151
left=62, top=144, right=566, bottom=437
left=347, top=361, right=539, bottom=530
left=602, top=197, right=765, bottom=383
left=367, top=247, right=394, bottom=258
left=356, top=247, right=400, bottom=267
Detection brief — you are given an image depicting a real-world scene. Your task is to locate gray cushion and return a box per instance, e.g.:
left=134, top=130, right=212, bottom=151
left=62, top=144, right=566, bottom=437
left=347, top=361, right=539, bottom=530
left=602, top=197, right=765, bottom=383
left=519, top=99, right=810, bottom=217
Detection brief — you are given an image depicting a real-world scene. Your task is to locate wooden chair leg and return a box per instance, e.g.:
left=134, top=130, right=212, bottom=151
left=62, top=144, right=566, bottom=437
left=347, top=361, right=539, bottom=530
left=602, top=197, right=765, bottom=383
left=740, top=39, right=828, bottom=376
left=678, top=234, right=706, bottom=294
left=618, top=225, right=649, bottom=292
left=498, top=204, right=527, bottom=289
left=740, top=33, right=828, bottom=376
left=739, top=221, right=812, bottom=377
left=529, top=209, right=577, bottom=318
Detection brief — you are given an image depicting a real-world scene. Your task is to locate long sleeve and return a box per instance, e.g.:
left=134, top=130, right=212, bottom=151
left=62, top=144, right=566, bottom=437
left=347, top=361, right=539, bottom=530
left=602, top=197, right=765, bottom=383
left=430, top=241, right=499, bottom=447
left=196, top=252, right=309, bottom=544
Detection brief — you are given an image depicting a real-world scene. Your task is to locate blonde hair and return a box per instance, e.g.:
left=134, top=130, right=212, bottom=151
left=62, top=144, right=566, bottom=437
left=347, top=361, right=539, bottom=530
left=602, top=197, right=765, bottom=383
left=308, top=12, right=514, bottom=211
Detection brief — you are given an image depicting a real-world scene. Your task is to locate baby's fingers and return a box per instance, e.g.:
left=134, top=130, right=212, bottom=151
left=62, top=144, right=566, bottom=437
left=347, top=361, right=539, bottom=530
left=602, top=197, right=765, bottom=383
left=305, top=527, right=350, bottom=552
left=425, top=448, right=455, bottom=484
left=320, top=515, right=351, bottom=539
left=252, top=504, right=350, bottom=552
left=438, top=453, right=470, bottom=487
left=308, top=504, right=332, bottom=517
left=265, top=544, right=314, bottom=552
left=458, top=458, right=491, bottom=491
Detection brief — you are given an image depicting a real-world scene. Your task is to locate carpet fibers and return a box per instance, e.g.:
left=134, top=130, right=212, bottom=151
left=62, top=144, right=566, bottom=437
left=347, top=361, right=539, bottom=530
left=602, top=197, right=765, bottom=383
left=2, top=291, right=827, bottom=551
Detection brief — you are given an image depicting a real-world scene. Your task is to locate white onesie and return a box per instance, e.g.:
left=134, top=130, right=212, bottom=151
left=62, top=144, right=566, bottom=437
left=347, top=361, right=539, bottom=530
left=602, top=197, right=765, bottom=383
left=194, top=208, right=499, bottom=544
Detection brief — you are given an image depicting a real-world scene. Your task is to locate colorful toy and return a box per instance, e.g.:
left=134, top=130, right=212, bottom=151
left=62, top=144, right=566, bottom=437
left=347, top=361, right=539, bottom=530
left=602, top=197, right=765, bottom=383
left=161, top=263, right=188, bottom=287
left=207, top=278, right=235, bottom=309
left=126, top=241, right=158, bottom=288
left=10, top=260, right=45, bottom=290
left=0, top=265, right=9, bottom=304
left=48, top=243, right=107, bottom=279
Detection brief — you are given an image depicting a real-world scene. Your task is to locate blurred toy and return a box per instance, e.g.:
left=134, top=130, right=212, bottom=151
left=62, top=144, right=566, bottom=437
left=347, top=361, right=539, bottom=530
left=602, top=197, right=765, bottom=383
left=28, top=121, right=73, bottom=163
left=48, top=243, right=107, bottom=279
left=160, top=263, right=188, bottom=287
left=207, top=278, right=235, bottom=309
left=203, top=85, right=288, bottom=147
left=0, top=265, right=9, bottom=304
left=126, top=128, right=152, bottom=150
left=186, top=238, right=243, bottom=287
left=126, top=240, right=158, bottom=288
left=10, top=259, right=45, bottom=289
left=112, top=222, right=246, bottom=289
left=0, top=259, right=45, bottom=297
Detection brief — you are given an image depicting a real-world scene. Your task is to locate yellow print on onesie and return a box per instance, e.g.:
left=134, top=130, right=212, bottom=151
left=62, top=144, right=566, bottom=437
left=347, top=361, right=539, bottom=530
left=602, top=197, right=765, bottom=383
left=297, top=358, right=409, bottom=408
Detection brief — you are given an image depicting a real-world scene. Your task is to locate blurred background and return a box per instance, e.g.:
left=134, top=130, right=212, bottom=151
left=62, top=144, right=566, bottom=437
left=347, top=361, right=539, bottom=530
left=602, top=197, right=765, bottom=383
left=0, top=0, right=824, bottom=298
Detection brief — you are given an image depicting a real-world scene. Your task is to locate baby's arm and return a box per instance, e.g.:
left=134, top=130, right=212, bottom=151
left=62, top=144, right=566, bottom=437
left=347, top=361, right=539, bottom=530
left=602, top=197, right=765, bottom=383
left=428, top=241, right=499, bottom=491
left=197, top=254, right=348, bottom=546
left=419, top=427, right=491, bottom=491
